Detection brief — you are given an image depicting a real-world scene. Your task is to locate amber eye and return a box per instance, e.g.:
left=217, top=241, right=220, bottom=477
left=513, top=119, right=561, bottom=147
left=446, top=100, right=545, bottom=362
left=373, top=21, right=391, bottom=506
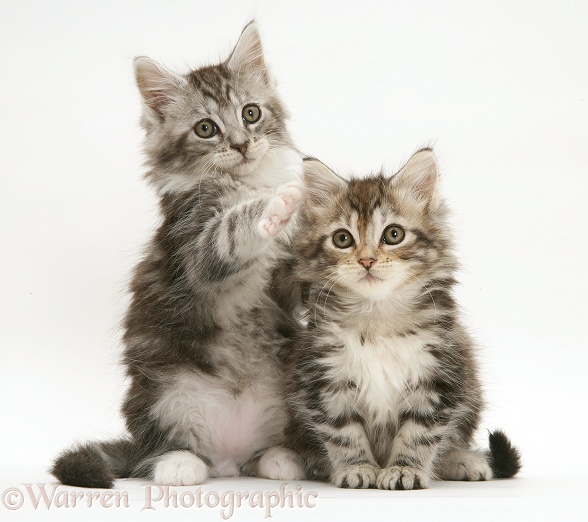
left=194, top=119, right=218, bottom=138
left=382, top=225, right=405, bottom=245
left=242, top=104, right=261, bottom=124
left=332, top=229, right=354, bottom=249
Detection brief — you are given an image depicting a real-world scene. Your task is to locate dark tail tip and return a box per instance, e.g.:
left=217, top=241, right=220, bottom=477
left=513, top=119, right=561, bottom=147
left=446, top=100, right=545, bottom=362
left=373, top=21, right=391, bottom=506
left=488, top=430, right=522, bottom=479
left=51, top=444, right=115, bottom=489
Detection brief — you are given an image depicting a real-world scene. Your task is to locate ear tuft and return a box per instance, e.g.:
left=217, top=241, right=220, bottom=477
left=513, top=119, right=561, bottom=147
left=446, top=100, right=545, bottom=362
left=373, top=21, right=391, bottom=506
left=227, top=21, right=270, bottom=82
left=393, top=148, right=440, bottom=211
left=303, top=159, right=347, bottom=206
left=134, top=57, right=186, bottom=116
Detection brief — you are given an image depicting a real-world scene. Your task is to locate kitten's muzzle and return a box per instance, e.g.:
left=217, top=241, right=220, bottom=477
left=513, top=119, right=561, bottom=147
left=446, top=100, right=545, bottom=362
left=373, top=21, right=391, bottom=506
left=230, top=140, right=250, bottom=156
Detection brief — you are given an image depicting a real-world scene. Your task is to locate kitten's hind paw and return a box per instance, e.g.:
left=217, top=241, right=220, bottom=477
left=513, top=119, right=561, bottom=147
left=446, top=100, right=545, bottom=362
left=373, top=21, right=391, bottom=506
left=331, top=464, right=379, bottom=489
left=437, top=449, right=492, bottom=481
left=153, top=450, right=209, bottom=486
left=257, top=180, right=306, bottom=238
left=376, top=466, right=430, bottom=490
left=257, top=446, right=305, bottom=481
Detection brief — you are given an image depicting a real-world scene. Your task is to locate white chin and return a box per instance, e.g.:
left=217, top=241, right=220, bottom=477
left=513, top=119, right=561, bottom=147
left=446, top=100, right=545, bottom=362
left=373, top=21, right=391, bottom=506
left=352, top=277, right=391, bottom=298
left=228, top=159, right=260, bottom=176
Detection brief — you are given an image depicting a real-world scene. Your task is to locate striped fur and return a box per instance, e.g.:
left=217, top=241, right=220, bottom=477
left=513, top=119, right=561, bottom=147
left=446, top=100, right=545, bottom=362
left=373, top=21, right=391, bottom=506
left=52, top=21, right=305, bottom=488
left=285, top=150, right=521, bottom=489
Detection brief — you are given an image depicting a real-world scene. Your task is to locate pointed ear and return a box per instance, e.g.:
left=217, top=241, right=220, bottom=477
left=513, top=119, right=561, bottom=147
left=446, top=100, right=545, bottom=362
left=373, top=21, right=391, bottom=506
left=392, top=148, right=440, bottom=211
left=134, top=57, right=187, bottom=117
left=226, top=21, right=271, bottom=83
left=303, top=159, right=347, bottom=206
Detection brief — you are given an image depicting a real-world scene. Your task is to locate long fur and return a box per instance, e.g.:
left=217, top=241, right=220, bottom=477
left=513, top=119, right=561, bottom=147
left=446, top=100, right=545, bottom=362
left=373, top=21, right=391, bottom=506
left=52, top=21, right=305, bottom=488
left=285, top=151, right=521, bottom=489
left=488, top=430, right=522, bottom=478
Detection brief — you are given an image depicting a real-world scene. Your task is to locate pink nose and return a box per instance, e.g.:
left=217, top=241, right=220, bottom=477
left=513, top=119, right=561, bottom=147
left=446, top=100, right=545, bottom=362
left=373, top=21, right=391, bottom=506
left=359, top=258, right=376, bottom=269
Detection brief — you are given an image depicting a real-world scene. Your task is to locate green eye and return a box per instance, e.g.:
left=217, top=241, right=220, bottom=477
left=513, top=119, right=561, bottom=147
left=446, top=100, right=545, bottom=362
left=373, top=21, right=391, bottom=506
left=332, top=229, right=354, bottom=249
left=382, top=225, right=405, bottom=245
left=242, top=104, right=261, bottom=124
left=194, top=119, right=218, bottom=138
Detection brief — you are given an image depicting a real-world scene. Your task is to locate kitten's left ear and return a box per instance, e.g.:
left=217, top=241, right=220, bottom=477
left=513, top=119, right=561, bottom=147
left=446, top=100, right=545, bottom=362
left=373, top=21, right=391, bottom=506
left=392, top=148, right=440, bottom=212
left=227, top=21, right=271, bottom=84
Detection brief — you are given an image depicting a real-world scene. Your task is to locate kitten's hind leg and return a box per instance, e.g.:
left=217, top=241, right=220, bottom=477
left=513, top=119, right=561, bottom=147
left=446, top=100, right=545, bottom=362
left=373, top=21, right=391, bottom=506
left=244, top=446, right=305, bottom=481
left=151, top=450, right=209, bottom=486
left=436, top=449, right=492, bottom=481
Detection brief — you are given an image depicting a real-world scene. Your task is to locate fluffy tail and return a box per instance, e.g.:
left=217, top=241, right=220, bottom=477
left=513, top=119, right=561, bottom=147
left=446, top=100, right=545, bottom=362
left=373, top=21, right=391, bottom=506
left=51, top=438, right=136, bottom=488
left=487, top=430, right=521, bottom=478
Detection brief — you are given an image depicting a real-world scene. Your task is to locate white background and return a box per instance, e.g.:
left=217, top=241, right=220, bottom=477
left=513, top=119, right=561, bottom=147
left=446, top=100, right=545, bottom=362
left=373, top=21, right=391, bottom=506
left=1, top=1, right=587, bottom=520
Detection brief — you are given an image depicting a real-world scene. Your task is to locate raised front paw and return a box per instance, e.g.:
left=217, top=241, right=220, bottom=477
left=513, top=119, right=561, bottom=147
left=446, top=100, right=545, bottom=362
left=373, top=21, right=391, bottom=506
left=257, top=180, right=306, bottom=238
left=331, top=464, right=379, bottom=489
left=376, top=466, right=430, bottom=490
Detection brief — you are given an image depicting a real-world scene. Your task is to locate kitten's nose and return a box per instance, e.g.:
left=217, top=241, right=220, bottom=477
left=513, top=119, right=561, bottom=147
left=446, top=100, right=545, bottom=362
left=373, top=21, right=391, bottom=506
left=359, top=258, right=377, bottom=270
left=231, top=140, right=249, bottom=155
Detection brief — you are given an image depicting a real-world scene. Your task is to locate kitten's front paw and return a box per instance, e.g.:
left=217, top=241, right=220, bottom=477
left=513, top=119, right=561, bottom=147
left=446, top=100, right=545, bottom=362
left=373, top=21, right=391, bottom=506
left=257, top=446, right=305, bottom=481
left=376, top=466, right=430, bottom=490
left=153, top=451, right=209, bottom=486
left=331, top=464, right=379, bottom=489
left=257, top=180, right=306, bottom=238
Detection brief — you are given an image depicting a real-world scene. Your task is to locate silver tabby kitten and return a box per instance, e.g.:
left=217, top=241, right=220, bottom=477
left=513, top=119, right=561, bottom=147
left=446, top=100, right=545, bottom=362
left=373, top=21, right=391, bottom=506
left=286, top=150, right=521, bottom=489
left=52, top=22, right=305, bottom=488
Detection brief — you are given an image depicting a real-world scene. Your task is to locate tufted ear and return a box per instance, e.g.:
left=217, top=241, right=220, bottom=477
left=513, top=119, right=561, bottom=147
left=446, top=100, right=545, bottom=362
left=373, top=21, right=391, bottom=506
left=303, top=159, right=347, bottom=206
left=392, top=148, right=440, bottom=211
left=226, top=21, right=271, bottom=83
left=134, top=56, right=187, bottom=117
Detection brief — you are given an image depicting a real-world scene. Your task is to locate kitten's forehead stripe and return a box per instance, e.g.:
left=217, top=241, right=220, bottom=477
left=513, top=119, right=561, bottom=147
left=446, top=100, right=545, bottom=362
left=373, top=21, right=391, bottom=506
left=188, top=66, right=236, bottom=109
left=225, top=83, right=235, bottom=104
left=346, top=176, right=390, bottom=237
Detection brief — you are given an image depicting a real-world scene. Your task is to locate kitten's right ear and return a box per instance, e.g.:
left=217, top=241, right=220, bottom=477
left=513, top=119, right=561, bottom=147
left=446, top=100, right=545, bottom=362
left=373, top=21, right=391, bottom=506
left=303, top=159, right=347, bottom=206
left=134, top=57, right=187, bottom=117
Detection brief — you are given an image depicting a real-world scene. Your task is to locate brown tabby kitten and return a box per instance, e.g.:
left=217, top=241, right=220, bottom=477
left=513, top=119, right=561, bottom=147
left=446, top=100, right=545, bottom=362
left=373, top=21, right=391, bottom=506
left=285, top=150, right=521, bottom=489
left=51, top=22, right=305, bottom=488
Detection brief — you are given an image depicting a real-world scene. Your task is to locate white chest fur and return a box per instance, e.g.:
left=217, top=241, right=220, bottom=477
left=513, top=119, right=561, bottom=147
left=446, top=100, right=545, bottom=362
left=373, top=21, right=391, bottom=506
left=322, top=325, right=438, bottom=425
left=150, top=370, right=286, bottom=477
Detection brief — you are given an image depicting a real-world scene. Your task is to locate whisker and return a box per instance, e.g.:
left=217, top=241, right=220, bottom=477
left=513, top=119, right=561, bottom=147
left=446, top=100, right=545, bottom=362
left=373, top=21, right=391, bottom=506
left=322, top=275, right=345, bottom=320
left=313, top=274, right=340, bottom=325
left=406, top=267, right=436, bottom=322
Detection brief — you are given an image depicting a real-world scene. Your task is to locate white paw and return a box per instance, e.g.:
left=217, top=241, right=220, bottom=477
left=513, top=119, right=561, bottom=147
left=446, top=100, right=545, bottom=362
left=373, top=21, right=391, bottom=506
left=153, top=451, right=209, bottom=486
left=376, top=466, right=430, bottom=490
left=331, top=464, right=379, bottom=489
left=257, top=180, right=306, bottom=238
left=257, top=446, right=305, bottom=480
left=438, top=450, right=492, bottom=481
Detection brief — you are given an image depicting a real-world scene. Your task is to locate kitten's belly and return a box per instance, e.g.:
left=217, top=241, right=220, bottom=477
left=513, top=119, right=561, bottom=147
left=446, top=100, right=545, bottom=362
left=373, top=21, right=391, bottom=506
left=151, top=370, right=286, bottom=477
